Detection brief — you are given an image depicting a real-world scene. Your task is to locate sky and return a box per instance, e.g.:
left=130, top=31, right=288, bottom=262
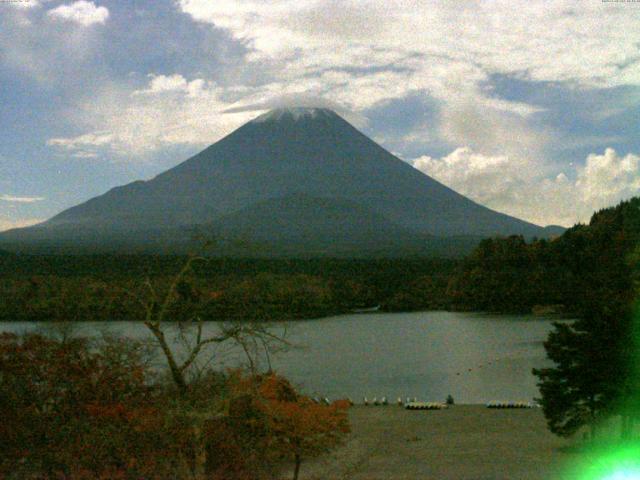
left=1, top=0, right=640, bottom=231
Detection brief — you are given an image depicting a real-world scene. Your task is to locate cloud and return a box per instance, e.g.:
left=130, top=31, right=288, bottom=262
left=174, top=0, right=561, bottom=123
left=5, top=0, right=40, bottom=9
left=577, top=148, right=640, bottom=205
left=30, top=0, right=635, bottom=167
left=0, top=194, right=45, bottom=203
left=48, top=131, right=113, bottom=149
left=70, top=150, right=99, bottom=159
left=437, top=99, right=549, bottom=159
left=0, top=217, right=43, bottom=232
left=132, top=74, right=203, bottom=96
left=171, top=0, right=640, bottom=169
left=415, top=148, right=520, bottom=205
left=177, top=0, right=640, bottom=90
left=46, top=75, right=376, bottom=156
left=223, top=92, right=369, bottom=127
left=0, top=2, right=108, bottom=86
left=47, top=131, right=113, bottom=158
left=165, top=0, right=640, bottom=175
left=413, top=147, right=640, bottom=227
left=46, top=75, right=258, bottom=156
left=48, top=1, right=109, bottom=26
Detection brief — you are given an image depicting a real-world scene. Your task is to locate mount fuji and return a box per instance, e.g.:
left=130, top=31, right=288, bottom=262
left=0, top=107, right=559, bottom=256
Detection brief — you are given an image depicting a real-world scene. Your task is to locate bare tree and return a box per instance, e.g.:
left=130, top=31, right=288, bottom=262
left=127, top=251, right=290, bottom=479
left=133, top=254, right=288, bottom=394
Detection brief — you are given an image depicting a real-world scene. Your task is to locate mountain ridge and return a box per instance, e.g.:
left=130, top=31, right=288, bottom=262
left=0, top=107, right=558, bottom=256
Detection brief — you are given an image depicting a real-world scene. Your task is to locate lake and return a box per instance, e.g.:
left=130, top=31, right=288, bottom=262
left=0, top=311, right=561, bottom=404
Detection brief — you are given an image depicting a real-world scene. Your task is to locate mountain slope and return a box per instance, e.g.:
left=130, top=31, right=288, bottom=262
left=0, top=107, right=553, bottom=256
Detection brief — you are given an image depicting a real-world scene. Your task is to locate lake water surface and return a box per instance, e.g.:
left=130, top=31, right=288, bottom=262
left=0, top=311, right=561, bottom=404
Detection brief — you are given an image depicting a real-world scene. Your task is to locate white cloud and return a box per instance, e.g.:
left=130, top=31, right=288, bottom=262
left=48, top=131, right=113, bottom=149
left=145, top=74, right=189, bottom=93
left=46, top=75, right=258, bottom=156
left=577, top=148, right=640, bottom=205
left=132, top=74, right=207, bottom=97
left=48, top=1, right=109, bottom=26
left=223, top=92, right=368, bottom=127
left=0, top=1, right=107, bottom=86
left=5, top=0, right=40, bottom=9
left=437, top=99, right=549, bottom=160
left=413, top=147, right=640, bottom=227
left=415, top=148, right=519, bottom=206
left=0, top=217, right=43, bottom=232
left=178, top=0, right=640, bottom=91
left=0, top=194, right=45, bottom=203
left=173, top=1, right=556, bottom=120
left=70, top=150, right=99, bottom=159
left=47, top=131, right=113, bottom=158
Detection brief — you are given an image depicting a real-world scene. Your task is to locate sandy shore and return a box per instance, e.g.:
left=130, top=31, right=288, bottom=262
left=296, top=405, right=579, bottom=480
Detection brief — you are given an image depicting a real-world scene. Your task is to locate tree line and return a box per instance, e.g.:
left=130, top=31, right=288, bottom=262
left=447, top=199, right=640, bottom=315
left=3, top=196, right=639, bottom=322
left=0, top=257, right=456, bottom=322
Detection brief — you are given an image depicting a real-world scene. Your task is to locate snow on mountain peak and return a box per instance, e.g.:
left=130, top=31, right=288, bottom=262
left=251, top=107, right=335, bottom=123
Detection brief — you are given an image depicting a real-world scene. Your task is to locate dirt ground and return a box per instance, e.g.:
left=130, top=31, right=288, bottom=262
left=295, top=405, right=582, bottom=480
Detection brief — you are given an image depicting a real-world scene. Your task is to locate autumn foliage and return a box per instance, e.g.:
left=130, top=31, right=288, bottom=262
left=0, top=333, right=177, bottom=478
left=0, top=334, right=350, bottom=479
left=208, top=371, right=351, bottom=480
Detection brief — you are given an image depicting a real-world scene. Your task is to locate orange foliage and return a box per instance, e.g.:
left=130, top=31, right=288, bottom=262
left=214, top=371, right=350, bottom=479
left=208, top=290, right=224, bottom=300
left=0, top=333, right=173, bottom=479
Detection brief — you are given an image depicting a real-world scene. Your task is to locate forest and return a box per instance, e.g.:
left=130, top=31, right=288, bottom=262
left=449, top=197, right=640, bottom=316
left=2, top=198, right=639, bottom=321
left=0, top=256, right=456, bottom=322
left=0, top=199, right=640, bottom=321
left=2, top=199, right=639, bottom=322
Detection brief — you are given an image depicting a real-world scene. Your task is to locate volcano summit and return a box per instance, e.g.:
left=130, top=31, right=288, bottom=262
left=0, top=107, right=556, bottom=256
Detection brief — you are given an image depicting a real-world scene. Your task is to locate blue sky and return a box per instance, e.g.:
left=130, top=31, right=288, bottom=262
left=1, top=0, right=640, bottom=230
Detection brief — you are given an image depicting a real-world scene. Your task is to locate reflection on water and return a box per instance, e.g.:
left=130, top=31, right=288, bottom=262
left=0, top=311, right=563, bottom=404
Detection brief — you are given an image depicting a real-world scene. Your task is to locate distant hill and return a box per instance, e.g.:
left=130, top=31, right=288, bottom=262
left=0, top=107, right=558, bottom=256
left=542, top=225, right=566, bottom=237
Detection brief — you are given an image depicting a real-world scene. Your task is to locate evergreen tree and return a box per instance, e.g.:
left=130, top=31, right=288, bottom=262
left=533, top=198, right=640, bottom=439
left=533, top=305, right=632, bottom=438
